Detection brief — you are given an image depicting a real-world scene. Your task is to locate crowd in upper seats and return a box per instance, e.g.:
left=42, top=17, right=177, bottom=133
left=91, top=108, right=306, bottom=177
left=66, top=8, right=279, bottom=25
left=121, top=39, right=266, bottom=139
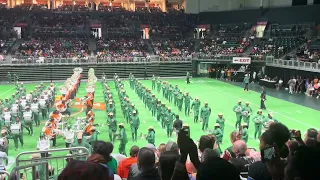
left=16, top=38, right=89, bottom=59
left=96, top=38, right=148, bottom=62
left=152, top=39, right=194, bottom=58
left=295, top=39, right=320, bottom=62
left=53, top=123, right=320, bottom=180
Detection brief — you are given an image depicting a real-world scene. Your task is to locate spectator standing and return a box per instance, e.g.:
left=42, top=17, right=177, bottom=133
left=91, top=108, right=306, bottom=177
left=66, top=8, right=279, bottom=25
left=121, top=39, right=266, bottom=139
left=92, top=141, right=118, bottom=174
left=118, top=146, right=139, bottom=180
left=158, top=151, right=179, bottom=180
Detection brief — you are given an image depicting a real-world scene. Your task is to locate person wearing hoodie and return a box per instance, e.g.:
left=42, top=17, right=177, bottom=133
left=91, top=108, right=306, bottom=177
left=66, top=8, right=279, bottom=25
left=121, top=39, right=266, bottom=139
left=118, top=146, right=139, bottom=180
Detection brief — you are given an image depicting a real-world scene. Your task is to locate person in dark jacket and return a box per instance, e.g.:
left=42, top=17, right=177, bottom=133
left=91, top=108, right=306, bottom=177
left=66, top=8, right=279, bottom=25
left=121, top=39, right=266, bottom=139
left=132, top=147, right=160, bottom=180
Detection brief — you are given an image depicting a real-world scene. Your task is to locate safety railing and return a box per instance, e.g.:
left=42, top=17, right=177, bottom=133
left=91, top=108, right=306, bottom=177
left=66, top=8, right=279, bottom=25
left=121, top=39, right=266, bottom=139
left=0, top=170, right=9, bottom=180
left=10, top=161, right=49, bottom=180
left=266, top=57, right=320, bottom=72
left=0, top=56, right=193, bottom=65
left=15, top=147, right=90, bottom=180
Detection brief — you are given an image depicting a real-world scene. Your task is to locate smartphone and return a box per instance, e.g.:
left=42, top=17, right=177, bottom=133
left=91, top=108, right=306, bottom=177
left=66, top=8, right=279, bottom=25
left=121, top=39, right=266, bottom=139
left=261, top=146, right=276, bottom=162
left=181, top=125, right=190, bottom=137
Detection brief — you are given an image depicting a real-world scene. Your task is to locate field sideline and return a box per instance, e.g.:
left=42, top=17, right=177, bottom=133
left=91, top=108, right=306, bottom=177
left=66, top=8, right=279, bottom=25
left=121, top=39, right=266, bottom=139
left=1, top=77, right=319, bottom=171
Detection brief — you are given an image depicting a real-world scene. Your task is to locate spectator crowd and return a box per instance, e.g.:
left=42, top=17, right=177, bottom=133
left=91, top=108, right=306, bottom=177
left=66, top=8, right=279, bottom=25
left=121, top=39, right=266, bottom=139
left=54, top=122, right=320, bottom=180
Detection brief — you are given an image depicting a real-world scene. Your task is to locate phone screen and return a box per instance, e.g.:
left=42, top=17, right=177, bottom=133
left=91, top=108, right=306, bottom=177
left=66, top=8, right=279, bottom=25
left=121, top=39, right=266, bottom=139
left=261, top=146, right=276, bottom=162
left=181, top=126, right=190, bottom=137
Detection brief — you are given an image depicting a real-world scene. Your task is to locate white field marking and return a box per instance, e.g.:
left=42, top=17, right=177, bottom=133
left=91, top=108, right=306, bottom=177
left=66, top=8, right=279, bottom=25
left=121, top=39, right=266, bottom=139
left=285, top=112, right=292, bottom=115
left=164, top=80, right=259, bottom=142
left=71, top=107, right=84, bottom=117
left=124, top=82, right=173, bottom=141
left=196, top=81, right=315, bottom=128
left=0, top=87, right=15, bottom=97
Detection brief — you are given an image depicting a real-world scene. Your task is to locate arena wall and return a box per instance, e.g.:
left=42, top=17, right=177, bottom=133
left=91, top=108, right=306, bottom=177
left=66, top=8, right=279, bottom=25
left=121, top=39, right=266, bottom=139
left=191, top=0, right=314, bottom=13
left=0, top=63, right=192, bottom=82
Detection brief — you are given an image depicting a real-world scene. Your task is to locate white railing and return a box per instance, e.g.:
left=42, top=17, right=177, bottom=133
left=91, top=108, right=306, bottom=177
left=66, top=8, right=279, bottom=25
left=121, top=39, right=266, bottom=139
left=266, top=56, right=320, bottom=72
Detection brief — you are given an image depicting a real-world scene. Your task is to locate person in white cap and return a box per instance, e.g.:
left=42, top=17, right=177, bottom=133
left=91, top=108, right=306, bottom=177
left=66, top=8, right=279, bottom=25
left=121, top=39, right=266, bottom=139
left=71, top=132, right=92, bottom=160
left=233, top=100, right=243, bottom=129
left=200, top=102, right=211, bottom=131
left=147, top=126, right=155, bottom=145
left=216, top=113, right=225, bottom=134
left=191, top=96, right=201, bottom=123
left=130, top=111, right=140, bottom=142
left=117, top=123, right=127, bottom=156
left=23, top=106, right=33, bottom=136
left=241, top=101, right=252, bottom=128
left=212, top=123, right=223, bottom=144
left=107, top=112, right=117, bottom=143
left=252, top=109, right=265, bottom=139
left=240, top=123, right=249, bottom=143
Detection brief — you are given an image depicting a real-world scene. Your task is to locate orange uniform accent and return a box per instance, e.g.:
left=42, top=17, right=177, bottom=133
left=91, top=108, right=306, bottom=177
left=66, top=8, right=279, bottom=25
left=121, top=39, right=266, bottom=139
left=86, top=93, right=94, bottom=100
left=44, top=127, right=53, bottom=136
left=51, top=113, right=60, bottom=120
left=88, top=110, right=94, bottom=117
left=84, top=124, right=93, bottom=135
left=58, top=103, right=66, bottom=110
left=86, top=99, right=93, bottom=107
left=50, top=122, right=57, bottom=129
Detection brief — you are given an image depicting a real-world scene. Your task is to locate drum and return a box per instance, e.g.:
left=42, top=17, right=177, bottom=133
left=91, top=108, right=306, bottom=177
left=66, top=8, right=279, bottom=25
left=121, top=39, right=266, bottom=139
left=10, top=123, right=21, bottom=135
left=242, top=111, right=249, bottom=117
left=3, top=112, right=11, bottom=126
left=23, top=112, right=33, bottom=123
left=11, top=104, right=19, bottom=114
left=39, top=100, right=46, bottom=108
left=31, top=104, right=39, bottom=113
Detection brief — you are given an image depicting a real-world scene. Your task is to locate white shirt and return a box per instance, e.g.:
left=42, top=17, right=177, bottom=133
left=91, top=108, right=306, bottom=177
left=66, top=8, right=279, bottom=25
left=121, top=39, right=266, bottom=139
left=114, top=174, right=122, bottom=180
left=0, top=151, right=8, bottom=169
left=37, top=137, right=50, bottom=151
left=63, top=129, right=74, bottom=143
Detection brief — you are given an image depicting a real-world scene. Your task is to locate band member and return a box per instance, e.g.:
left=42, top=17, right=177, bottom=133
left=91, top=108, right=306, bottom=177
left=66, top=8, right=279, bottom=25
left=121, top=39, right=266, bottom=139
left=165, top=108, right=175, bottom=138
left=147, top=126, right=155, bottom=145
left=63, top=125, right=74, bottom=148
left=31, top=98, right=41, bottom=127
left=243, top=74, right=249, bottom=92
left=71, top=132, right=92, bottom=159
left=216, top=113, right=225, bottom=135
left=200, top=102, right=211, bottom=131
left=242, top=102, right=252, bottom=128
left=86, top=110, right=94, bottom=123
left=240, top=123, right=249, bottom=143
left=85, top=96, right=93, bottom=114
left=0, top=130, right=9, bottom=159
left=56, top=100, right=71, bottom=116
left=44, top=123, right=56, bottom=148
left=107, top=112, right=117, bottom=143
left=260, top=86, right=267, bottom=110
left=212, top=123, right=223, bottom=144
left=130, top=111, right=140, bottom=142
left=191, top=97, right=201, bottom=123
left=11, top=100, right=20, bottom=122
left=12, top=116, right=24, bottom=151
left=23, top=106, right=34, bottom=136
left=233, top=100, right=243, bottom=128
left=117, top=123, right=127, bottom=156
left=37, top=133, right=50, bottom=157
left=50, top=110, right=62, bottom=122
left=252, top=109, right=265, bottom=139
left=89, top=127, right=99, bottom=145
left=184, top=92, right=193, bottom=116
left=83, top=122, right=93, bottom=136
left=2, top=108, right=12, bottom=128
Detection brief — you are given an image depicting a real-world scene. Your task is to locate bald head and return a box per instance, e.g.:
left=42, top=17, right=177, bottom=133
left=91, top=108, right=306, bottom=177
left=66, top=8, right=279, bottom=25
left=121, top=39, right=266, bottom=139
left=130, top=145, right=140, bottom=157
left=137, top=147, right=156, bottom=172
left=232, top=140, right=247, bottom=156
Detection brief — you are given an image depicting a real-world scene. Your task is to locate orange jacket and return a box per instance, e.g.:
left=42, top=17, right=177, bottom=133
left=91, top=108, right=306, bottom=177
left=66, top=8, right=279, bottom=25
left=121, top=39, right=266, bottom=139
left=84, top=124, right=93, bottom=135
left=86, top=99, right=93, bottom=107
left=44, top=127, right=53, bottom=136
left=117, top=157, right=137, bottom=179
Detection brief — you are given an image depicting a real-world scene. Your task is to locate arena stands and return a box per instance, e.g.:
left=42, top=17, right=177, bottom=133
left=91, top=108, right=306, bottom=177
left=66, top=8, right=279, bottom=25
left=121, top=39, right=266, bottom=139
left=96, top=38, right=148, bottom=62
left=152, top=39, right=195, bottom=59
left=16, top=38, right=89, bottom=59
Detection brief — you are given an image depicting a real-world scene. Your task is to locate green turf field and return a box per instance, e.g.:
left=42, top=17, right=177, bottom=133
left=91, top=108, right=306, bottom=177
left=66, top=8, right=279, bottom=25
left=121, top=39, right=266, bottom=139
left=1, top=77, right=320, bottom=172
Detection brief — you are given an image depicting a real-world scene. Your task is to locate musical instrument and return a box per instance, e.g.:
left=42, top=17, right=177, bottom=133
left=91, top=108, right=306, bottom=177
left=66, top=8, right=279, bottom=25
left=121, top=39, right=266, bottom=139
left=254, top=117, right=262, bottom=124
left=10, top=123, right=22, bottom=135
left=3, top=112, right=11, bottom=126
left=234, top=106, right=242, bottom=113
left=242, top=111, right=249, bottom=117
left=31, top=104, right=39, bottom=113
left=23, top=111, right=33, bottom=123
left=11, top=104, right=19, bottom=115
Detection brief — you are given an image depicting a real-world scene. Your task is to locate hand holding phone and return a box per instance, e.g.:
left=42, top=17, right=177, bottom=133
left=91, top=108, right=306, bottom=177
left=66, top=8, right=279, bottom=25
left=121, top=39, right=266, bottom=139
left=290, top=129, right=301, bottom=139
left=261, top=145, right=276, bottom=163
